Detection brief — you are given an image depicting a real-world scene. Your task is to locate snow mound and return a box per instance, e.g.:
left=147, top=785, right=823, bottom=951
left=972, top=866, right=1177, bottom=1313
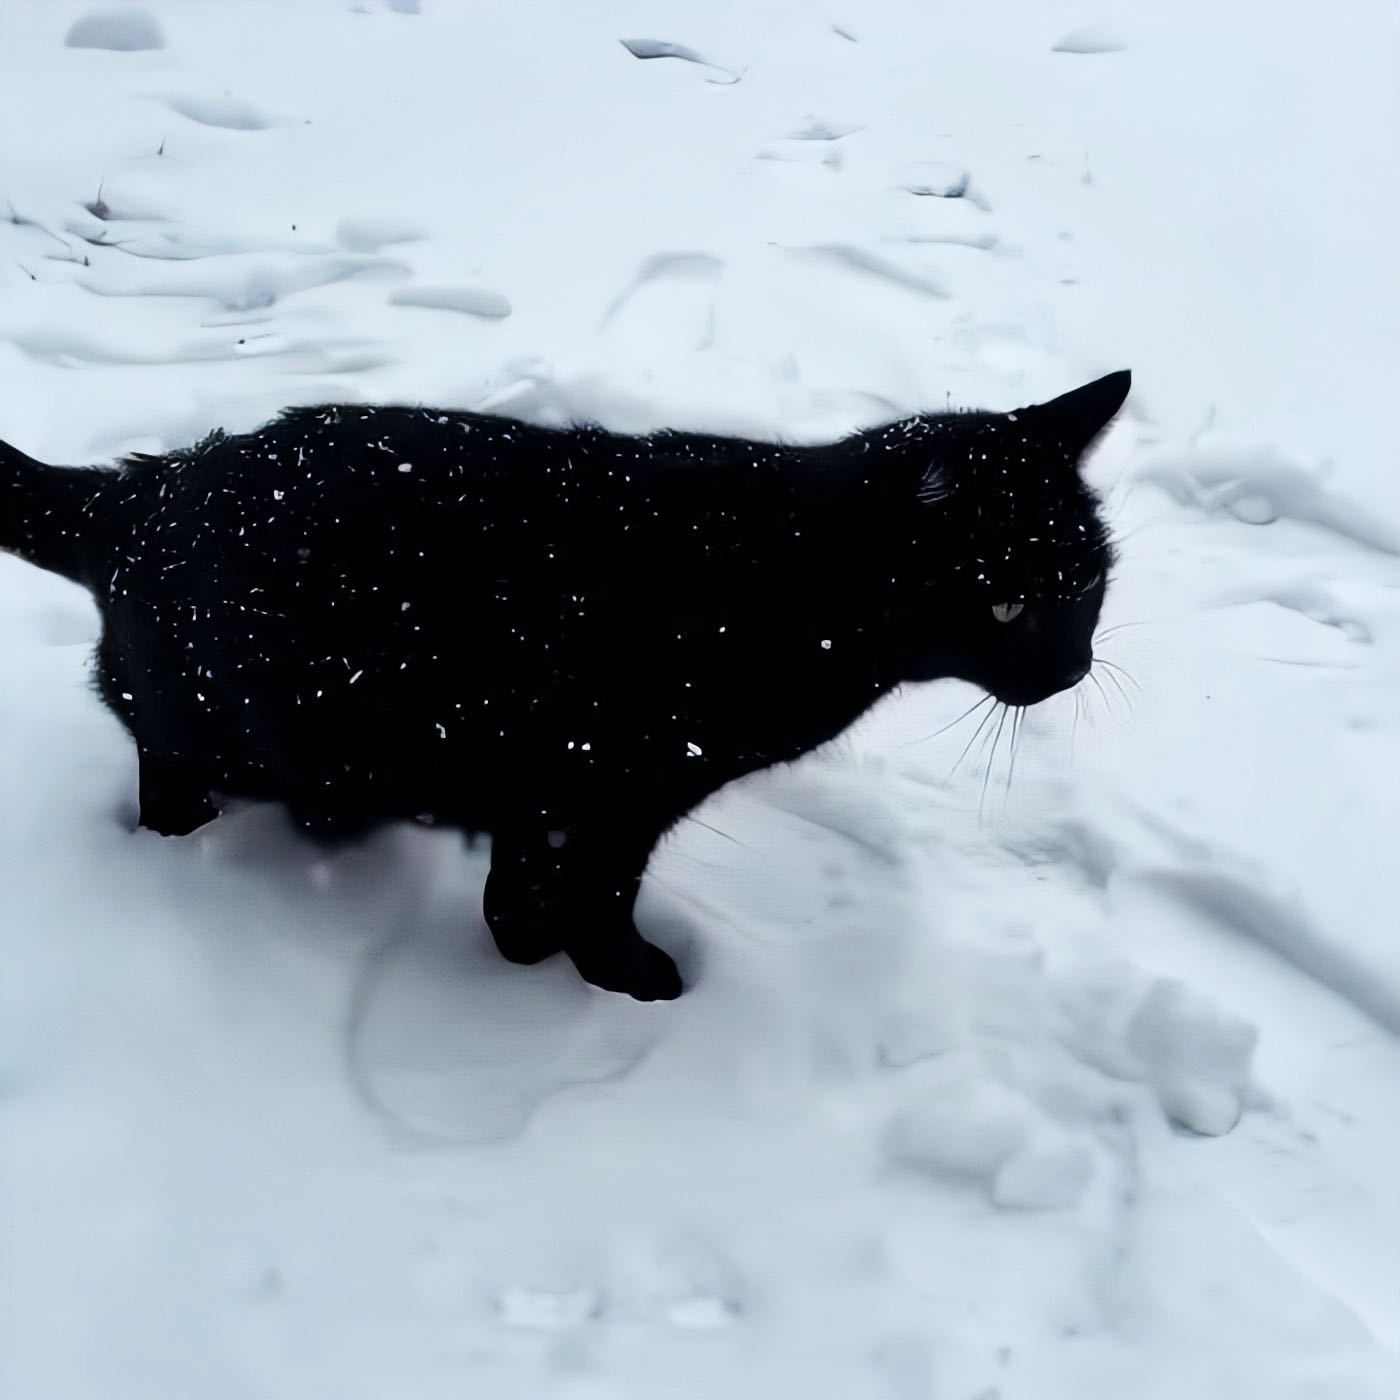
left=786, top=117, right=862, bottom=141
left=335, top=217, right=424, bottom=253
left=899, top=161, right=972, bottom=199
left=163, top=93, right=276, bottom=131
left=389, top=285, right=513, bottom=319
left=1140, top=449, right=1400, bottom=554
left=80, top=253, right=406, bottom=313
left=64, top=8, right=163, bottom=52
left=1052, top=26, right=1127, bottom=55
left=882, top=1064, right=1099, bottom=1209
left=620, top=37, right=707, bottom=64
left=619, top=38, right=740, bottom=83
left=1060, top=964, right=1258, bottom=1135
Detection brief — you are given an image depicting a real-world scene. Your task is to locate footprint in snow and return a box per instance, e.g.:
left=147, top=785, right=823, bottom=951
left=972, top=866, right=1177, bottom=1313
left=65, top=8, right=164, bottom=51
left=350, top=911, right=659, bottom=1146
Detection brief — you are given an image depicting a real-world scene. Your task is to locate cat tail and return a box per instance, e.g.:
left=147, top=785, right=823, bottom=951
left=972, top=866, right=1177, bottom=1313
left=0, top=438, right=113, bottom=589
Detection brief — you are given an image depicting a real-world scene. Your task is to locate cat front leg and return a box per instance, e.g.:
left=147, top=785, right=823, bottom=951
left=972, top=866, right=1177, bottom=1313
left=481, top=825, right=570, bottom=967
left=566, top=917, right=683, bottom=1003
left=136, top=748, right=218, bottom=836
left=483, top=820, right=682, bottom=1001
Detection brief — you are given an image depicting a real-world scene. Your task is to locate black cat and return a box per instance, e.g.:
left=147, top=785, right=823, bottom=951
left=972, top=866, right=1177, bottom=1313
left=1, top=370, right=1128, bottom=1000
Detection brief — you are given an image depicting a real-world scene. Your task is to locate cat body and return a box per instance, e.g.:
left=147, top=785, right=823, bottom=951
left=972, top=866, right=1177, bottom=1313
left=1, top=372, right=1129, bottom=998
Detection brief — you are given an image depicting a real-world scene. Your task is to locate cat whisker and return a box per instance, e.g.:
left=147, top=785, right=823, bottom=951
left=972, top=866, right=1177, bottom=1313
left=949, top=699, right=1001, bottom=778
left=1093, top=661, right=1134, bottom=709
left=978, top=704, right=1009, bottom=822
left=1005, top=705, right=1024, bottom=798
left=908, top=693, right=993, bottom=746
left=681, top=813, right=754, bottom=850
left=1088, top=669, right=1117, bottom=717
left=1095, top=657, right=1142, bottom=695
left=1095, top=617, right=1161, bottom=645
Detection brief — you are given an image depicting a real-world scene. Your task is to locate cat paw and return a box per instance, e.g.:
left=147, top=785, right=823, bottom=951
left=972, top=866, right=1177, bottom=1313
left=138, top=793, right=218, bottom=837
left=487, top=921, right=564, bottom=967
left=570, top=936, right=683, bottom=1002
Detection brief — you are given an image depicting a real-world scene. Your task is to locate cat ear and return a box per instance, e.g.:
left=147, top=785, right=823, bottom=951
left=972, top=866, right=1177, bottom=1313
left=1024, top=370, right=1131, bottom=458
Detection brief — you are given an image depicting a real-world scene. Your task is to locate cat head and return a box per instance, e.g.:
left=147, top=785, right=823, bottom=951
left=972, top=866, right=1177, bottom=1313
left=882, top=370, right=1129, bottom=705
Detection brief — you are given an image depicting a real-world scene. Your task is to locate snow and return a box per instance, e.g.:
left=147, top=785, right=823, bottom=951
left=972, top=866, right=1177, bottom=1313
left=1051, top=26, right=1127, bottom=56
left=1, top=2, right=1397, bottom=1397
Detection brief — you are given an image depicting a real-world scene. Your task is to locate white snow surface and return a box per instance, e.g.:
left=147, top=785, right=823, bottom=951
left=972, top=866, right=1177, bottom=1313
left=2, top=3, right=1398, bottom=1397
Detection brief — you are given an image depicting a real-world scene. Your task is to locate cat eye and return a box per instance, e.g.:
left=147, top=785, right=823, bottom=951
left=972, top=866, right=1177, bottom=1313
left=991, top=602, right=1024, bottom=623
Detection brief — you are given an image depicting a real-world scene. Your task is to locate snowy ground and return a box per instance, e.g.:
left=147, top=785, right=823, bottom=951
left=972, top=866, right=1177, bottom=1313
left=2, top=3, right=1397, bottom=1397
